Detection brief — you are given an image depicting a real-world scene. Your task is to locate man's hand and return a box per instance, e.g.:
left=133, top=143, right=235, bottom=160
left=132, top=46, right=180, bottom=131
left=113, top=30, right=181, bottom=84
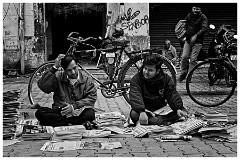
left=177, top=109, right=190, bottom=119
left=54, top=54, right=65, bottom=69
left=139, top=112, right=148, bottom=125
left=61, top=103, right=74, bottom=116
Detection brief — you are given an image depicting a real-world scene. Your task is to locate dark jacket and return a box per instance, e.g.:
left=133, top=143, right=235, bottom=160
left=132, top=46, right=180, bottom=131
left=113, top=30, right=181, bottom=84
left=129, top=70, right=184, bottom=114
left=38, top=67, right=97, bottom=110
left=185, top=12, right=208, bottom=44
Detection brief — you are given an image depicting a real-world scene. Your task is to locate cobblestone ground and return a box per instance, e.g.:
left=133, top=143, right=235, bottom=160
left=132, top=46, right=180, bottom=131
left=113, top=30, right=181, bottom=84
left=2, top=73, right=238, bottom=157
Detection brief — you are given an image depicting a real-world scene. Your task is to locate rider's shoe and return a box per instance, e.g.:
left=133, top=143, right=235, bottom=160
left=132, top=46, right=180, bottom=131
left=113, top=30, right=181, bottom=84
left=178, top=73, right=187, bottom=82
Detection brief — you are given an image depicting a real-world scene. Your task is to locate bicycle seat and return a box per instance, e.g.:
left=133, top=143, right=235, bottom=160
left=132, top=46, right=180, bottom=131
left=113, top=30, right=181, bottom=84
left=111, top=40, right=130, bottom=47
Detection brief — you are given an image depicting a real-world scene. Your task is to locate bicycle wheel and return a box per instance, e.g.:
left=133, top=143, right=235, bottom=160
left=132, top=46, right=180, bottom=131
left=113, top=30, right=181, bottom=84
left=186, top=60, right=236, bottom=107
left=28, top=61, right=57, bottom=106
left=118, top=55, right=176, bottom=104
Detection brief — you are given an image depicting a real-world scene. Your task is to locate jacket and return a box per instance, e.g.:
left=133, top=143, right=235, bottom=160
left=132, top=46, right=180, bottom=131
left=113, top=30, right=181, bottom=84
left=129, top=69, right=184, bottom=114
left=185, top=12, right=208, bottom=44
left=162, top=45, right=177, bottom=61
left=37, top=67, right=97, bottom=110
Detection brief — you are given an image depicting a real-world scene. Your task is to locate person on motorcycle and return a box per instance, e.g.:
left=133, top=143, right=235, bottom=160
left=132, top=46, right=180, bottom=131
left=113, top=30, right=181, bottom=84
left=32, top=54, right=97, bottom=129
left=129, top=54, right=189, bottom=126
left=178, top=6, right=208, bottom=82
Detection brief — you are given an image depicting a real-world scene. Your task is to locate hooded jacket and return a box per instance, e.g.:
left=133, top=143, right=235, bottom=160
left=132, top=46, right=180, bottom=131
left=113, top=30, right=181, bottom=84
left=37, top=67, right=97, bottom=110
left=185, top=11, right=208, bottom=44
left=129, top=69, right=184, bottom=114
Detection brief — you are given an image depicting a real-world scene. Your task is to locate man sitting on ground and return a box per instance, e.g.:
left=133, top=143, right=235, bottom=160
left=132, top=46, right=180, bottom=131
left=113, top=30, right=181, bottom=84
left=129, top=54, right=189, bottom=126
left=33, top=54, right=97, bottom=129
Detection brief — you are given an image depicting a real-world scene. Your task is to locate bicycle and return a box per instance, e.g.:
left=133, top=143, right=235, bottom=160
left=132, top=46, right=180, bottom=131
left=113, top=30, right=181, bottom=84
left=28, top=32, right=176, bottom=106
left=185, top=24, right=237, bottom=107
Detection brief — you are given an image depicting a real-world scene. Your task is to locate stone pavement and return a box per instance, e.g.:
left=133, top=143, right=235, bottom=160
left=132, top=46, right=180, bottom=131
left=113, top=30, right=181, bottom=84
left=2, top=72, right=238, bottom=157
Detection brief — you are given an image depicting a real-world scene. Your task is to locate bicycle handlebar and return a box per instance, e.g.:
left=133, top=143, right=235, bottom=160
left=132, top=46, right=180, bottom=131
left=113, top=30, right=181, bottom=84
left=67, top=32, right=99, bottom=44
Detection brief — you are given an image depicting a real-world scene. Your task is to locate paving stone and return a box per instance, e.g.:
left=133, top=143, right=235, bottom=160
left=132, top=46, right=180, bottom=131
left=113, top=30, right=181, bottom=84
left=147, top=151, right=168, bottom=157
left=177, top=144, right=201, bottom=155
left=2, top=151, right=10, bottom=157
left=131, top=152, right=149, bottom=157
left=221, top=153, right=237, bottom=157
left=209, top=143, right=234, bottom=154
left=113, top=153, right=133, bottom=157
left=146, top=149, right=166, bottom=157
left=223, top=142, right=237, bottom=152
left=112, top=149, right=130, bottom=154
left=44, top=152, right=64, bottom=157
left=164, top=151, right=183, bottom=157
left=202, top=150, right=221, bottom=157
left=185, top=154, right=204, bottom=157
left=193, top=146, right=213, bottom=152
left=59, top=150, right=79, bottom=157
left=145, top=146, right=163, bottom=150
left=95, top=153, right=114, bottom=157
left=95, top=149, right=116, bottom=154
left=160, top=143, right=180, bottom=151
left=77, top=149, right=96, bottom=156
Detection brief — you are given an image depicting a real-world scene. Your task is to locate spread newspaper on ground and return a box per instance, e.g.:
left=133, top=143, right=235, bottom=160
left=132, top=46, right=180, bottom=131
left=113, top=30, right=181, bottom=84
left=40, top=141, right=122, bottom=151
left=170, top=117, right=205, bottom=135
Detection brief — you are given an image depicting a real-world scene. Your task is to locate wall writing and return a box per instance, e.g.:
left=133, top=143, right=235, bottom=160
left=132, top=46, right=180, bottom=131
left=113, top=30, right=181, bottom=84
left=121, top=8, right=149, bottom=32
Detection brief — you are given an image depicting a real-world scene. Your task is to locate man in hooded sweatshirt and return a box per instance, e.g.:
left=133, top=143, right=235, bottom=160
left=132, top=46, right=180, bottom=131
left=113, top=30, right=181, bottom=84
left=129, top=54, right=189, bottom=126
left=178, top=6, right=208, bottom=82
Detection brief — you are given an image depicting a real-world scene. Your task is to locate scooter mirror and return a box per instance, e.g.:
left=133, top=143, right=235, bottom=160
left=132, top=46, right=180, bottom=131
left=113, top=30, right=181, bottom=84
left=209, top=24, right=215, bottom=29
left=233, top=35, right=237, bottom=39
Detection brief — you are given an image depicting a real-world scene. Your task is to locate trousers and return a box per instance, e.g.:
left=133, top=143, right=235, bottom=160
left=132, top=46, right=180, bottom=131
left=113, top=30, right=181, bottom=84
left=35, top=107, right=95, bottom=127
left=180, top=41, right=202, bottom=76
left=130, top=109, right=180, bottom=126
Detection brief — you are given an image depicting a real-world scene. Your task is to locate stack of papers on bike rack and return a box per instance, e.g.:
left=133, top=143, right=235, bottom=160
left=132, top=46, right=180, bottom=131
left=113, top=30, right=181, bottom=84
left=95, top=111, right=126, bottom=127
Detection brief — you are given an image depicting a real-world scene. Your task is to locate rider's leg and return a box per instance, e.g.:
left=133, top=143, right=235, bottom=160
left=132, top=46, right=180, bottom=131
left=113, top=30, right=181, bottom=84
left=189, top=43, right=202, bottom=72
left=179, top=41, right=191, bottom=81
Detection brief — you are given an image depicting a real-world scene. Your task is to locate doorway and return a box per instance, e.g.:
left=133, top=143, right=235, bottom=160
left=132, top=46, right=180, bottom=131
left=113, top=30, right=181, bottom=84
left=45, top=3, right=107, bottom=61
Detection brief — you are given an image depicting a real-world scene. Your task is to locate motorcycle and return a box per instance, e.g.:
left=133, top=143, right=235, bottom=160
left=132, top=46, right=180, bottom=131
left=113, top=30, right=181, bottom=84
left=93, top=28, right=126, bottom=80
left=207, top=24, right=237, bottom=86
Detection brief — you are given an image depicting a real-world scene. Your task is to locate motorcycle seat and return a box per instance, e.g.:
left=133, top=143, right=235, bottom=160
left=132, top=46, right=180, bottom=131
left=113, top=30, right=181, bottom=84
left=111, top=40, right=130, bottom=47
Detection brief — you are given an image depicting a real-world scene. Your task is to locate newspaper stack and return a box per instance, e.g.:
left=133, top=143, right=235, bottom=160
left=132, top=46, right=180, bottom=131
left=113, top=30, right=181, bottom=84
left=203, top=111, right=229, bottom=123
left=198, top=124, right=237, bottom=142
left=19, top=118, right=53, bottom=141
left=3, top=89, right=22, bottom=140
left=52, top=125, right=86, bottom=141
left=95, top=111, right=126, bottom=127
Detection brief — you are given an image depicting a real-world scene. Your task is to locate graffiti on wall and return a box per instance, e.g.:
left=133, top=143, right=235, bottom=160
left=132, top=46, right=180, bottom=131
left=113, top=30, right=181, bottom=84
left=120, top=8, right=149, bottom=33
